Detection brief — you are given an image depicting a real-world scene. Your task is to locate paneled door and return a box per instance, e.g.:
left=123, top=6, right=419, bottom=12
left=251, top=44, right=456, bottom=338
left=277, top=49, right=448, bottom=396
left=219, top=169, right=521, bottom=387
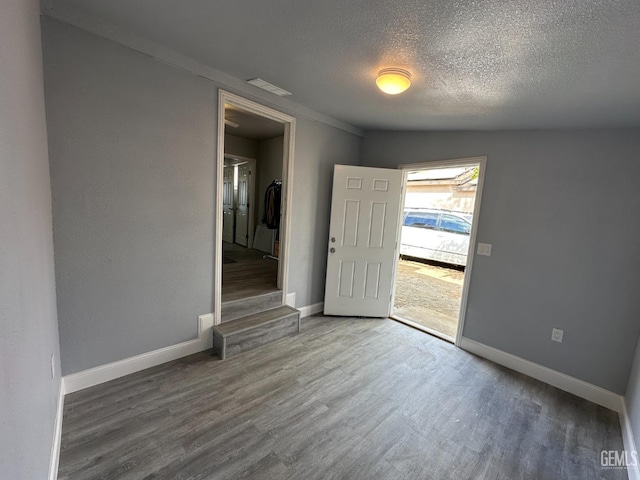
left=324, top=165, right=404, bottom=317
left=235, top=164, right=250, bottom=247
left=222, top=165, right=235, bottom=244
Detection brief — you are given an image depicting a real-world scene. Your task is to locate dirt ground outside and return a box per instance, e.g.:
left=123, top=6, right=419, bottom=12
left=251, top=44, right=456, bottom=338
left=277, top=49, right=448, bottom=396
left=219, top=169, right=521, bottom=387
left=393, top=257, right=465, bottom=340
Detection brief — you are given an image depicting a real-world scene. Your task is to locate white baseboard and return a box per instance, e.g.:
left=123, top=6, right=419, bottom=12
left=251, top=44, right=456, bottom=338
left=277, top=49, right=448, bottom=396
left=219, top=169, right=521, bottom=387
left=61, top=302, right=324, bottom=394
left=48, top=379, right=64, bottom=480
left=286, top=292, right=296, bottom=307
left=63, top=314, right=214, bottom=394
left=298, top=302, right=324, bottom=318
left=460, top=337, right=624, bottom=413
left=620, top=399, right=640, bottom=480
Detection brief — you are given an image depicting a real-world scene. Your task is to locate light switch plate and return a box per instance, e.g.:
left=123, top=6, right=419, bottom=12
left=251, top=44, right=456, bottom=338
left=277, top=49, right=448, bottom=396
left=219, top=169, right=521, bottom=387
left=477, top=243, right=492, bottom=256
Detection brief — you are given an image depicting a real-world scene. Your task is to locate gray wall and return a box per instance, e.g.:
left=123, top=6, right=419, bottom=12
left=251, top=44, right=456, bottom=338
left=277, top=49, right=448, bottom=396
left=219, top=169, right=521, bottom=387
left=0, top=1, right=62, bottom=478
left=289, top=119, right=361, bottom=307
left=362, top=129, right=640, bottom=394
left=43, top=18, right=217, bottom=375
left=626, top=336, right=640, bottom=450
left=42, top=18, right=361, bottom=375
left=225, top=133, right=258, bottom=159
left=257, top=135, right=284, bottom=229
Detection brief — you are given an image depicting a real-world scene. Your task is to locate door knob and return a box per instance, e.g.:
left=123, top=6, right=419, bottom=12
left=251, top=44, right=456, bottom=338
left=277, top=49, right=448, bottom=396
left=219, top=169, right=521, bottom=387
left=330, top=247, right=336, bottom=253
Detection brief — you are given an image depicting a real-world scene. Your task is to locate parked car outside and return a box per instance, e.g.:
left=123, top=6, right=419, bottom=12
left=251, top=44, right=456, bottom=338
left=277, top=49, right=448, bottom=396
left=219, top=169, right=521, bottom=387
left=400, top=208, right=472, bottom=267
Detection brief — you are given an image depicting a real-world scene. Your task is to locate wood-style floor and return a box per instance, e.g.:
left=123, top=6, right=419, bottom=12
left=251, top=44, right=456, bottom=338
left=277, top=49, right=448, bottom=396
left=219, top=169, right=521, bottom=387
left=58, top=317, right=625, bottom=480
left=222, top=242, right=279, bottom=303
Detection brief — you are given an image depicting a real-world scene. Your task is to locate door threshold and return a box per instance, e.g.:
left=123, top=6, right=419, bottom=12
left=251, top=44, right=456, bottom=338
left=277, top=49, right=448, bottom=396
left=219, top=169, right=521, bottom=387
left=390, top=314, right=455, bottom=344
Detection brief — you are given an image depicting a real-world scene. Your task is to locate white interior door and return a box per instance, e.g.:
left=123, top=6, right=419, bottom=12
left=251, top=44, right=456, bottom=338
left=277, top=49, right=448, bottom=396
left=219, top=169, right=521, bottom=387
left=324, top=165, right=404, bottom=317
left=222, top=165, right=235, bottom=244
left=236, top=164, right=250, bottom=247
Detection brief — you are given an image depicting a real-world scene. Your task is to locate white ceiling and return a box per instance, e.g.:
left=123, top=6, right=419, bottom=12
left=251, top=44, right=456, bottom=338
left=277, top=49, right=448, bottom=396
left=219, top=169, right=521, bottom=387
left=46, top=0, right=640, bottom=130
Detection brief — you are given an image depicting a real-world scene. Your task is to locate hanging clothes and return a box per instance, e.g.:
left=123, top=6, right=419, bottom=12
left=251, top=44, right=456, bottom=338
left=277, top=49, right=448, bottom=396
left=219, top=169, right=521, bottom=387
left=263, top=180, right=282, bottom=230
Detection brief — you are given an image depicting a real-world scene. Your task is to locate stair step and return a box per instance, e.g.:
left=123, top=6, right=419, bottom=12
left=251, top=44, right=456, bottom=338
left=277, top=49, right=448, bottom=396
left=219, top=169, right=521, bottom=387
left=213, top=305, right=300, bottom=360
left=221, top=291, right=282, bottom=323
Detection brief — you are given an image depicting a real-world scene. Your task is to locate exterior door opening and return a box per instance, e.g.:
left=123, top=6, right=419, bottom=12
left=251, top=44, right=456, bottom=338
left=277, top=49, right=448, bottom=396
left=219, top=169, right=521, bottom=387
left=392, top=159, right=484, bottom=343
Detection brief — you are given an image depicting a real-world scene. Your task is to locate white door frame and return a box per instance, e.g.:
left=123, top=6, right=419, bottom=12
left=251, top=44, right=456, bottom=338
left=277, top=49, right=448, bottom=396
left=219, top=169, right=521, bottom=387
left=215, top=90, right=296, bottom=326
left=395, top=156, right=487, bottom=346
left=224, top=155, right=257, bottom=249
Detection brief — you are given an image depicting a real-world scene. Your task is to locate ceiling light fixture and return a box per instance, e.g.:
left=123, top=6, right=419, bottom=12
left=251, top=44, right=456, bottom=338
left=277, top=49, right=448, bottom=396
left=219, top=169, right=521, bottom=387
left=376, top=68, right=412, bottom=95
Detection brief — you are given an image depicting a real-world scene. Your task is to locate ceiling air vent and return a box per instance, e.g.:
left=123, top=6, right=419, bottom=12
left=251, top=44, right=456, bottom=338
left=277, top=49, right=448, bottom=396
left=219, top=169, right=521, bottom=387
left=247, top=78, right=292, bottom=97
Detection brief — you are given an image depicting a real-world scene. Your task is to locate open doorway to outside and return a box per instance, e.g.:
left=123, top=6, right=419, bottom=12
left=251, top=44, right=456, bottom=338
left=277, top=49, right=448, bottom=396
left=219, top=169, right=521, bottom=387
left=215, top=91, right=295, bottom=326
left=392, top=157, right=486, bottom=344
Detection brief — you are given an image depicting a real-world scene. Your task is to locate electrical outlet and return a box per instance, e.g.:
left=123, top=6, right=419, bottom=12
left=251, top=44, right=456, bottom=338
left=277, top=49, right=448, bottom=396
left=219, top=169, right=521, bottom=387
left=50, top=354, right=55, bottom=378
left=551, top=328, right=564, bottom=343
left=477, top=243, right=492, bottom=256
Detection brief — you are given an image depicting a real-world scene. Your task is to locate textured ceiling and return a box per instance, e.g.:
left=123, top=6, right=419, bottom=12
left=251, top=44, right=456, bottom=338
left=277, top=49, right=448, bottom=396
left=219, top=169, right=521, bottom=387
left=47, top=0, right=640, bottom=130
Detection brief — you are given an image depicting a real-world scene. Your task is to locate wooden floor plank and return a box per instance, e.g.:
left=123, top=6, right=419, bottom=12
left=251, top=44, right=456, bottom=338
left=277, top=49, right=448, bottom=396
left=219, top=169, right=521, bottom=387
left=58, top=317, right=626, bottom=480
left=222, top=243, right=279, bottom=303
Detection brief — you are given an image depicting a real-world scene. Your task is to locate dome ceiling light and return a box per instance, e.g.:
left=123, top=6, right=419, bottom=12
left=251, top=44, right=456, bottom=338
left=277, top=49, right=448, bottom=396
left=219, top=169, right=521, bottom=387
left=376, top=68, right=412, bottom=95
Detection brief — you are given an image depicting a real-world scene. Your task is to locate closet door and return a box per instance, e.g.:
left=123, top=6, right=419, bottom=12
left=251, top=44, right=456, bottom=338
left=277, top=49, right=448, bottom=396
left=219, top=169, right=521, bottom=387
left=236, top=164, right=250, bottom=247
left=222, top=165, right=235, bottom=244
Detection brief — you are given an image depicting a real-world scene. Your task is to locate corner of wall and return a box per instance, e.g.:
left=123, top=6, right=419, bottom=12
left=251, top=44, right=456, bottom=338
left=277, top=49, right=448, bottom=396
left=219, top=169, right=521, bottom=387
left=48, top=379, right=64, bottom=480
left=460, top=337, right=624, bottom=412
left=619, top=398, right=640, bottom=480
left=63, top=314, right=213, bottom=394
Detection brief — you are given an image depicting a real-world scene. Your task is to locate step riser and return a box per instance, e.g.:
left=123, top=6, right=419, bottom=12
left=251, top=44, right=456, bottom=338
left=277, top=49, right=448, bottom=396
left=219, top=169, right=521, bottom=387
left=213, top=312, right=300, bottom=360
left=221, top=292, right=282, bottom=323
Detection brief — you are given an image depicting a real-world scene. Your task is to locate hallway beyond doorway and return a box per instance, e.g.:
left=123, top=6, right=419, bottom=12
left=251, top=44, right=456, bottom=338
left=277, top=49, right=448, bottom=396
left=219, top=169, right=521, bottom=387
left=222, top=243, right=279, bottom=303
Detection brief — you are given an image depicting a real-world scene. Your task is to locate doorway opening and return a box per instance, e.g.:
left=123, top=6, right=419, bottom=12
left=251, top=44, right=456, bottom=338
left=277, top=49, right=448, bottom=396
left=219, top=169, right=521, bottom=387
left=215, top=91, right=295, bottom=326
left=391, top=157, right=486, bottom=344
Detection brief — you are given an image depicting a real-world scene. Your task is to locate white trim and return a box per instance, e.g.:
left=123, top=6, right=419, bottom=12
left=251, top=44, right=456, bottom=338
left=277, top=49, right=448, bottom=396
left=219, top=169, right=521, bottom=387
left=216, top=90, right=296, bottom=326
left=620, top=400, right=640, bottom=480
left=299, top=302, right=324, bottom=318
left=396, top=156, right=487, bottom=346
left=286, top=292, right=296, bottom=307
left=214, top=93, right=226, bottom=327
left=41, top=7, right=363, bottom=138
left=460, top=337, right=624, bottom=412
left=48, top=379, right=64, bottom=480
left=279, top=120, right=296, bottom=296
left=389, top=172, right=408, bottom=316
left=63, top=314, right=214, bottom=394
left=397, top=157, right=486, bottom=171
left=456, top=157, right=486, bottom=346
